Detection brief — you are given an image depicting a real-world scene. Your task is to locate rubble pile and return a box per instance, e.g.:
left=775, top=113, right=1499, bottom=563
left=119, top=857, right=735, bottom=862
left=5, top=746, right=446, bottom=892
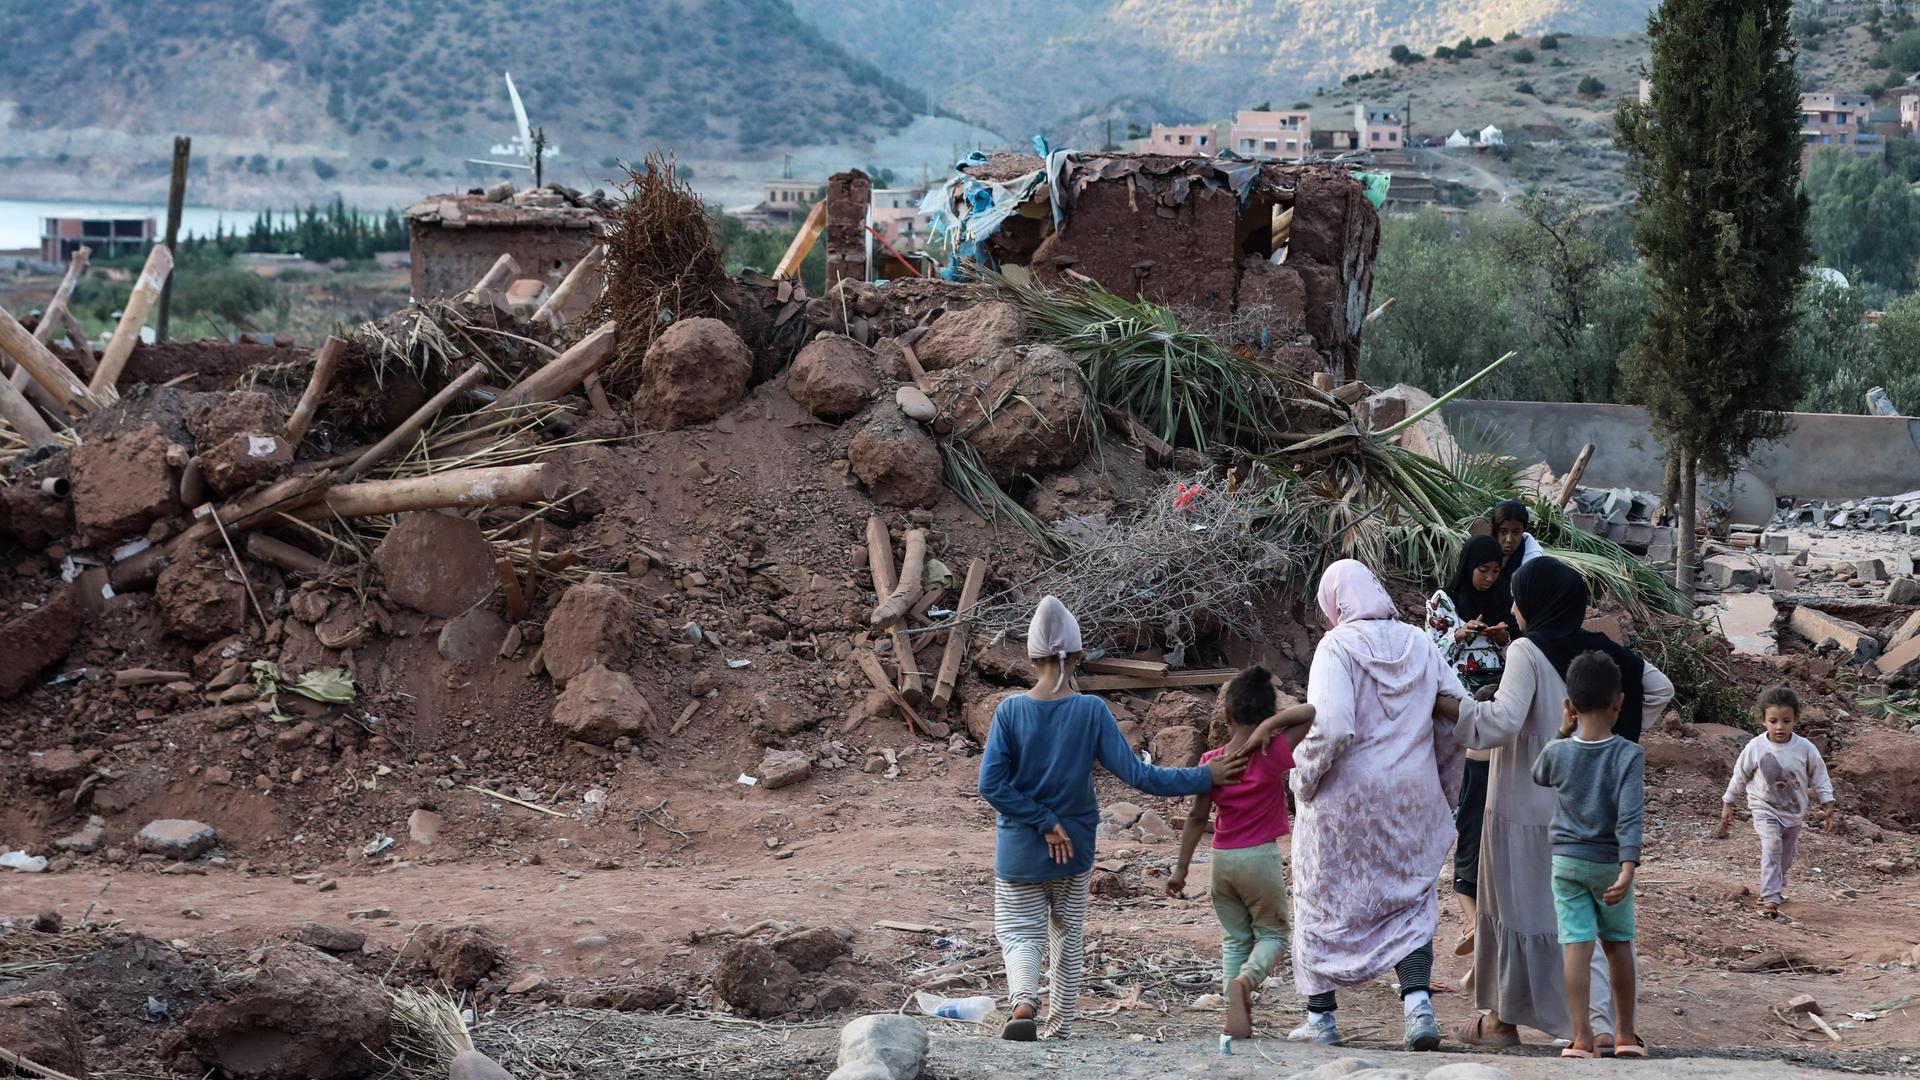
left=1772, top=490, right=1920, bottom=535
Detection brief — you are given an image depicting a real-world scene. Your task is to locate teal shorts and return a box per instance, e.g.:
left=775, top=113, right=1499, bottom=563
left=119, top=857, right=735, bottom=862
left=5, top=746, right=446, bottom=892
left=1550, top=855, right=1636, bottom=944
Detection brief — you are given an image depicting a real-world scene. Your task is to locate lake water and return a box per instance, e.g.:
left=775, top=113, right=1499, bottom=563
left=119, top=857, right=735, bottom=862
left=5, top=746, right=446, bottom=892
left=0, top=197, right=266, bottom=251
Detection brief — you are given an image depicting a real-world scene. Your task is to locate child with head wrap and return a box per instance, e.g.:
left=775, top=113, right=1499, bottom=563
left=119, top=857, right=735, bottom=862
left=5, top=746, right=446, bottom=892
left=977, top=596, right=1250, bottom=1041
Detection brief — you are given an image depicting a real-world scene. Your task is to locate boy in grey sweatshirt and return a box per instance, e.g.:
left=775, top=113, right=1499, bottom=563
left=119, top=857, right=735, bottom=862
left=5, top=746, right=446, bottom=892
left=1531, top=650, right=1645, bottom=1059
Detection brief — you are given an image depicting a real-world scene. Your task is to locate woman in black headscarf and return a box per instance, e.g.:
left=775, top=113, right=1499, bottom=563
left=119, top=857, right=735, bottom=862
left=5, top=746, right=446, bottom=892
left=1450, top=557, right=1675, bottom=1051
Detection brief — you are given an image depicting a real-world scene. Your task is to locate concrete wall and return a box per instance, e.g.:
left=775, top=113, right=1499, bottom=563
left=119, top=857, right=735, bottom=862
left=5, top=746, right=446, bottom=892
left=1444, top=400, right=1920, bottom=522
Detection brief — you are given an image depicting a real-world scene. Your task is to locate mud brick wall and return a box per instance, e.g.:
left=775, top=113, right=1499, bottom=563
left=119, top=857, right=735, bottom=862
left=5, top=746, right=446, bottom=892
left=825, top=169, right=873, bottom=287
left=1031, top=183, right=1241, bottom=314
left=409, top=223, right=598, bottom=302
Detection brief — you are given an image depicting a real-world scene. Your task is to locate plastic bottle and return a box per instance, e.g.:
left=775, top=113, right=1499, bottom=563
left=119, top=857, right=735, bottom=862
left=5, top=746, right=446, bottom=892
left=912, top=991, right=996, bottom=1023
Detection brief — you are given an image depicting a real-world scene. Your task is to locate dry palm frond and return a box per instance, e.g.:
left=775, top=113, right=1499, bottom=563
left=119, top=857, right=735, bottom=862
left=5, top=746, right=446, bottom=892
left=362, top=404, right=618, bottom=481
left=938, top=438, right=1069, bottom=554
left=352, top=298, right=530, bottom=388
left=386, top=986, right=475, bottom=1070
left=591, top=151, right=726, bottom=396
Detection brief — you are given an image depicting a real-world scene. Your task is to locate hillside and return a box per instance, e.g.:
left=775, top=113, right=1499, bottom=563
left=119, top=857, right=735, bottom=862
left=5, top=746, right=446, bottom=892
left=0, top=0, right=923, bottom=205
left=790, top=0, right=1656, bottom=142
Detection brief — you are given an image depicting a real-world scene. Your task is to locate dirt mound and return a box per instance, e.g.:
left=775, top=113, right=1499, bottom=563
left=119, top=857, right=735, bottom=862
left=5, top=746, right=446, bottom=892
left=182, top=943, right=391, bottom=1080
left=15, top=936, right=223, bottom=1075
left=0, top=991, right=90, bottom=1078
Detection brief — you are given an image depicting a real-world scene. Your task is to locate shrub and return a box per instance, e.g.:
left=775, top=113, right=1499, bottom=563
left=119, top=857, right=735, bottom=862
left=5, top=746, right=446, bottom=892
left=312, top=158, right=337, bottom=180
left=1389, top=43, right=1420, bottom=64
left=1434, top=45, right=1455, bottom=59
left=1516, top=80, right=1537, bottom=95
left=1457, top=37, right=1476, bottom=51
left=1539, top=33, right=1559, bottom=49
left=1511, top=46, right=1535, bottom=62
left=1475, top=36, right=1494, bottom=48
left=1503, top=30, right=1521, bottom=41
left=370, top=156, right=388, bottom=170
left=1577, top=75, right=1607, bottom=95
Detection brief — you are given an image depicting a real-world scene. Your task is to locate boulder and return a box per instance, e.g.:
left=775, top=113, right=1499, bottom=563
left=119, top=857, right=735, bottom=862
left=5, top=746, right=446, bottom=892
left=773, top=926, right=851, bottom=972
left=634, top=317, right=753, bottom=430
left=189, top=390, right=281, bottom=447
left=925, top=345, right=1088, bottom=485
left=542, top=581, right=631, bottom=684
left=1704, top=553, right=1760, bottom=591
left=913, top=302, right=1025, bottom=372
left=69, top=421, right=180, bottom=545
left=788, top=334, right=879, bottom=420
left=426, top=924, right=500, bottom=989
left=759, top=747, right=813, bottom=790
left=1877, top=632, right=1920, bottom=684
left=155, top=550, right=248, bottom=642
left=197, top=432, right=293, bottom=497
left=552, top=665, right=656, bottom=746
left=827, top=1014, right=929, bottom=1080
left=0, top=483, right=74, bottom=547
left=1148, top=725, right=1206, bottom=767
left=895, top=385, right=937, bottom=422
left=372, top=511, right=496, bottom=617
left=183, top=944, right=390, bottom=1080
left=1886, top=577, right=1920, bottom=605
left=407, top=808, right=443, bottom=847
left=296, top=922, right=366, bottom=953
left=53, top=817, right=106, bottom=854
left=438, top=608, right=509, bottom=664
left=1102, top=801, right=1144, bottom=829
left=1143, top=690, right=1215, bottom=738
left=713, top=941, right=800, bottom=1018
left=0, top=585, right=80, bottom=698
left=136, top=819, right=216, bottom=860
left=449, top=1051, right=517, bottom=1080
left=849, top=404, right=944, bottom=509
left=963, top=689, right=1014, bottom=744
left=28, top=747, right=91, bottom=788
left=0, top=992, right=89, bottom=1079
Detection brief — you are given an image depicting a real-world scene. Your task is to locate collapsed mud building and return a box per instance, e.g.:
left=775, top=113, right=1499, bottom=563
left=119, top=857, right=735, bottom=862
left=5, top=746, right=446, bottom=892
left=0, top=154, right=1915, bottom=1079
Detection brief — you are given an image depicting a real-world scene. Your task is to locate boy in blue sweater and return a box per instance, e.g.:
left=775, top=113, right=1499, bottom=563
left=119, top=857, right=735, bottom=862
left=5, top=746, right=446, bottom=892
left=978, top=596, right=1248, bottom=1041
left=1531, top=650, right=1646, bottom=1059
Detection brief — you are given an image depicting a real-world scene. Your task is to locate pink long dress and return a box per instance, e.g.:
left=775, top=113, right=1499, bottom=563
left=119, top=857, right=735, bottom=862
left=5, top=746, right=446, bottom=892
left=1290, top=560, right=1468, bottom=996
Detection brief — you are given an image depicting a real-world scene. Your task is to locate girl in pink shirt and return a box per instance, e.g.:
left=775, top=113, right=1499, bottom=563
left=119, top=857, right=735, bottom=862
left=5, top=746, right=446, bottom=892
left=1168, top=666, right=1316, bottom=1039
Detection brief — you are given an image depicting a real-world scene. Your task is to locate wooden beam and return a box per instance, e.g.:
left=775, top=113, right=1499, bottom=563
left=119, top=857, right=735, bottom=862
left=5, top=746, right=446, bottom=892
left=1082, top=657, right=1170, bottom=678
left=497, top=557, right=529, bottom=620
left=89, top=243, right=175, bottom=399
left=59, top=310, right=97, bottom=379
left=774, top=201, right=826, bottom=279
left=0, top=303, right=94, bottom=414
left=862, top=515, right=923, bottom=701
left=1077, top=668, right=1238, bottom=692
left=156, top=135, right=191, bottom=341
left=461, top=253, right=519, bottom=304
left=930, top=557, right=987, bottom=710
left=870, top=528, right=927, bottom=628
left=855, top=649, right=925, bottom=736
left=244, top=533, right=333, bottom=575
left=483, top=321, right=614, bottom=414
left=900, top=342, right=930, bottom=390
left=289, top=463, right=560, bottom=521
left=30, top=246, right=89, bottom=349
left=283, top=336, right=348, bottom=445
left=340, top=361, right=487, bottom=480
left=533, top=244, right=604, bottom=327
left=1555, top=443, right=1596, bottom=510
left=0, top=375, right=56, bottom=445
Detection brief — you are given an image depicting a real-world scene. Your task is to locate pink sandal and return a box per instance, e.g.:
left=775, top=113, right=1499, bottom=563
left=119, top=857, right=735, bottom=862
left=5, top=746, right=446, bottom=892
left=1454, top=1014, right=1521, bottom=1048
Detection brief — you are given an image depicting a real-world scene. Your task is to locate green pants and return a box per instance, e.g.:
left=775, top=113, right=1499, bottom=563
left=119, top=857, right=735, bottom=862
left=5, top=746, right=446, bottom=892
left=1210, top=841, right=1291, bottom=992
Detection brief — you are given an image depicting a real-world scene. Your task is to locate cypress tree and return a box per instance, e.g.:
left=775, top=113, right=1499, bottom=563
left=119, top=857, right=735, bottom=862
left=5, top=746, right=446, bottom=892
left=1614, top=0, right=1809, bottom=591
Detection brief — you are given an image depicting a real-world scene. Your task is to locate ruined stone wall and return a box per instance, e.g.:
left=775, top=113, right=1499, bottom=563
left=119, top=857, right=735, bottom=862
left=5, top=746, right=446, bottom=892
left=408, top=223, right=598, bottom=302
left=825, top=170, right=873, bottom=287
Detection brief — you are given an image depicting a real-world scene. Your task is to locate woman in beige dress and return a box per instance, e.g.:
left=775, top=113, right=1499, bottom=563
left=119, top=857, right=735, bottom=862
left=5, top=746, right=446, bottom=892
left=1451, top=556, right=1673, bottom=1049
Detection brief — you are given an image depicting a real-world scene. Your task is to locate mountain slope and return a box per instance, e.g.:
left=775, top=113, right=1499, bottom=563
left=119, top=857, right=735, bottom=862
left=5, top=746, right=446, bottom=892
left=0, top=0, right=923, bottom=195
left=791, top=0, right=1655, bottom=139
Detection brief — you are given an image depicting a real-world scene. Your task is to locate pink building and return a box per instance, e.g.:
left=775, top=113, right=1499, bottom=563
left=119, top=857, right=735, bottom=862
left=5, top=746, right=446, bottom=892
left=1353, top=102, right=1404, bottom=150
left=1898, top=88, right=1920, bottom=136
left=1230, top=109, right=1312, bottom=157
left=1801, top=92, right=1882, bottom=159
left=1146, top=123, right=1216, bottom=152
left=869, top=187, right=931, bottom=252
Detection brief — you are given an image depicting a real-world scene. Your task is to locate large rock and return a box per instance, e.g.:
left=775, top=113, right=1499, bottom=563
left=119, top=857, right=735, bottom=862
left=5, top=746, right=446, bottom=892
left=1886, top=577, right=1920, bottom=605
left=70, top=420, right=180, bottom=545
left=759, top=747, right=813, bottom=789
left=28, top=747, right=92, bottom=788
left=542, top=581, right=632, bottom=684
left=189, top=390, right=281, bottom=447
left=552, top=664, right=656, bottom=746
left=183, top=944, right=390, bottom=1080
left=773, top=926, right=851, bottom=972
left=1148, top=725, right=1206, bottom=768
left=296, top=922, right=367, bottom=953
left=1789, top=606, right=1880, bottom=664
left=438, top=608, right=509, bottom=664
left=426, top=924, right=501, bottom=989
left=635, top=317, right=752, bottom=430
left=197, top=431, right=294, bottom=497
left=963, top=689, right=1014, bottom=744
left=0, top=992, right=89, bottom=1079
left=827, top=1014, right=929, bottom=1080
left=849, top=404, right=944, bottom=509
left=925, top=345, right=1088, bottom=484
left=372, top=511, right=496, bottom=617
left=0, top=482, right=74, bottom=547
left=1877, top=632, right=1920, bottom=684
left=137, top=819, right=217, bottom=859
left=0, top=585, right=80, bottom=698
left=156, top=550, right=248, bottom=642
left=712, top=941, right=800, bottom=1018
left=788, top=334, right=880, bottom=420
left=913, top=302, right=1025, bottom=372
left=1143, top=690, right=1214, bottom=737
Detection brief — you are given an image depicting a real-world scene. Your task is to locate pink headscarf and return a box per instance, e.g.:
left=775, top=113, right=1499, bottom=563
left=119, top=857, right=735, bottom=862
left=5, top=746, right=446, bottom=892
left=1316, top=559, right=1398, bottom=627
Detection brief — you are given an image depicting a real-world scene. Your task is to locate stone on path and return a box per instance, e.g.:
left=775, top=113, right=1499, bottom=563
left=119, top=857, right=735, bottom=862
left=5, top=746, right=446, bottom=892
left=827, top=1014, right=929, bottom=1080
left=137, top=819, right=216, bottom=860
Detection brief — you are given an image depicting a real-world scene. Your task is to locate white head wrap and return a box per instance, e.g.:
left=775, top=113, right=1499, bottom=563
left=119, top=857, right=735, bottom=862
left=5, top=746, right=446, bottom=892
left=1027, top=595, right=1082, bottom=692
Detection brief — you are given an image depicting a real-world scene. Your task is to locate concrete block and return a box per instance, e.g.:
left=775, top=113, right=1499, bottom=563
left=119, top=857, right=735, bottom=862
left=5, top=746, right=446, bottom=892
left=1876, top=633, right=1920, bottom=683
left=1569, top=512, right=1600, bottom=533
left=1890, top=609, right=1920, bottom=652
left=1788, top=606, right=1881, bottom=664
left=1856, top=558, right=1889, bottom=582
left=1762, top=533, right=1790, bottom=555
left=1704, top=554, right=1760, bottom=590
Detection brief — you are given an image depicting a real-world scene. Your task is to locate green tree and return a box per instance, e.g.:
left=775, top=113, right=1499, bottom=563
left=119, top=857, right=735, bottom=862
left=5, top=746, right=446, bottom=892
left=1880, top=28, right=1920, bottom=70
left=1577, top=75, right=1607, bottom=95
left=1495, top=194, right=1629, bottom=402
left=1511, top=46, right=1535, bottom=62
left=1804, top=149, right=1920, bottom=290
left=1792, top=279, right=1880, bottom=413
left=1614, top=0, right=1809, bottom=591
left=1539, top=33, right=1559, bottom=49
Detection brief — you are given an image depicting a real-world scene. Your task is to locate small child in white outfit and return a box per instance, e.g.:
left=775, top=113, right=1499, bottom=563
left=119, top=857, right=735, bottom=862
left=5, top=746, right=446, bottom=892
left=1713, top=685, right=1837, bottom=916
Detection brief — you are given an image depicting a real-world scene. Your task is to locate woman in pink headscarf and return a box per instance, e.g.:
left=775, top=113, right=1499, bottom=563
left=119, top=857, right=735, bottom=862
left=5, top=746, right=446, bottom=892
left=1288, top=560, right=1468, bottom=1051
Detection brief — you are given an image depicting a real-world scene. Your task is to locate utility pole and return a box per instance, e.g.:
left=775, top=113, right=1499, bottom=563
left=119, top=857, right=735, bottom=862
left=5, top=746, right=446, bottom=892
left=156, top=135, right=191, bottom=342
left=532, top=128, right=546, bottom=188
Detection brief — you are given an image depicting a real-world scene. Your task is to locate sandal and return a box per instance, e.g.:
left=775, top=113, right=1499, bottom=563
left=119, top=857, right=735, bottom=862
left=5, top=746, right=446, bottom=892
left=1614, top=1038, right=1649, bottom=1058
left=1453, top=930, right=1476, bottom=957
left=1453, top=1014, right=1521, bottom=1048
left=1001, top=1017, right=1037, bottom=1041
left=1561, top=1046, right=1596, bottom=1059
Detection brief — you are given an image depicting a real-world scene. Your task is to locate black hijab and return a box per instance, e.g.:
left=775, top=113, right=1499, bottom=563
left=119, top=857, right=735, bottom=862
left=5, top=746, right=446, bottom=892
left=1446, top=534, right=1513, bottom=630
left=1512, top=556, right=1649, bottom=742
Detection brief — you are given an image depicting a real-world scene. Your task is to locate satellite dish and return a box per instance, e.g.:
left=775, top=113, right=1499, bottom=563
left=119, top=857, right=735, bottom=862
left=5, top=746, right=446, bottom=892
left=467, top=72, right=552, bottom=185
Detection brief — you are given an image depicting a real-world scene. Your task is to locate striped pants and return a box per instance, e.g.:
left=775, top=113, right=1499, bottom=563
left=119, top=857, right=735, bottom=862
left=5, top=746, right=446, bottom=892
left=993, top=870, right=1091, bottom=1038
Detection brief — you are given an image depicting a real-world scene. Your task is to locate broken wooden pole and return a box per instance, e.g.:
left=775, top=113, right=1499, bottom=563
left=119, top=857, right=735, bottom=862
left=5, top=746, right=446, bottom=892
left=0, top=373, right=56, bottom=446
left=861, top=517, right=925, bottom=703
left=533, top=244, right=604, bottom=327
left=854, top=650, right=925, bottom=736
left=930, top=557, right=987, bottom=710
left=870, top=528, right=927, bottom=628
left=113, top=667, right=190, bottom=688
left=244, top=533, right=333, bottom=576
left=341, top=361, right=488, bottom=481
left=289, top=462, right=560, bottom=521
left=1556, top=443, right=1596, bottom=510
left=89, top=243, right=174, bottom=399
left=282, top=336, right=348, bottom=445
left=775, top=201, right=826, bottom=279
left=59, top=311, right=97, bottom=379
left=156, top=136, right=191, bottom=341
left=486, top=321, right=615, bottom=414
left=0, top=303, right=94, bottom=414
left=461, top=253, right=519, bottom=304
left=30, top=247, right=89, bottom=349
